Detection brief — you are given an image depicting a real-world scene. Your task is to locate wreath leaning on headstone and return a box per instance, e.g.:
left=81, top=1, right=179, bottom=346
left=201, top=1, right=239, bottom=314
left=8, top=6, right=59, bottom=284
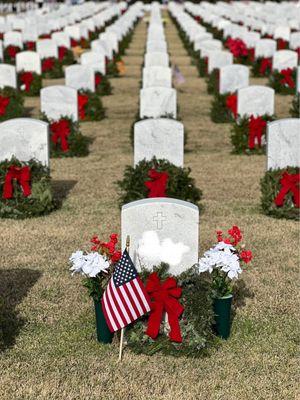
left=0, top=86, right=25, bottom=122
left=117, top=157, right=202, bottom=208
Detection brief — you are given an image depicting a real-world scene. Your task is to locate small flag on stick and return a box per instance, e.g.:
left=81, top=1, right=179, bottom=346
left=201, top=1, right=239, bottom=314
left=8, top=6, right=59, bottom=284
left=101, top=249, right=151, bottom=333
left=172, top=64, right=185, bottom=86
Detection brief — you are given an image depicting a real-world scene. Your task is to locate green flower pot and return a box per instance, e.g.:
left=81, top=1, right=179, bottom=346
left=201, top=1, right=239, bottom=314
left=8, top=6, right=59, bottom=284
left=94, top=300, right=114, bottom=344
left=213, top=294, right=233, bottom=340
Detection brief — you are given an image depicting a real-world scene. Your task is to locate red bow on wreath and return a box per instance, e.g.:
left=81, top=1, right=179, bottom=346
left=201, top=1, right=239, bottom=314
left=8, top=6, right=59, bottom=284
left=248, top=115, right=266, bottom=149
left=2, top=165, right=31, bottom=199
left=277, top=39, right=288, bottom=50
left=20, top=72, right=34, bottom=92
left=0, top=96, right=10, bottom=116
left=58, top=46, right=67, bottom=62
left=145, top=272, right=184, bottom=343
left=7, top=45, right=18, bottom=59
left=42, top=58, right=55, bottom=73
left=26, top=41, right=35, bottom=51
left=280, top=68, right=295, bottom=89
left=95, top=73, right=102, bottom=87
left=78, top=93, right=89, bottom=120
left=71, top=38, right=79, bottom=47
left=50, top=119, right=71, bottom=152
left=259, top=58, right=272, bottom=75
left=226, top=93, right=237, bottom=119
left=145, top=169, right=169, bottom=198
left=229, top=39, right=248, bottom=58
left=274, top=172, right=300, bottom=208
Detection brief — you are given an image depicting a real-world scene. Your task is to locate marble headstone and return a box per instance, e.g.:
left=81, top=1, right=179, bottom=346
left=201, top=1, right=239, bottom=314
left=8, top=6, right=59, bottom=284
left=36, top=39, right=58, bottom=59
left=255, top=39, right=276, bottom=58
left=41, top=85, right=78, bottom=122
left=194, top=33, right=213, bottom=51
left=140, top=87, right=177, bottom=119
left=51, top=31, right=71, bottom=49
left=0, top=118, right=49, bottom=166
left=0, top=64, right=17, bottom=88
left=65, top=65, right=95, bottom=92
left=199, top=39, right=222, bottom=58
left=272, top=50, right=298, bottom=72
left=4, top=31, right=23, bottom=48
left=144, top=52, right=169, bottom=68
left=207, top=50, right=233, bottom=73
left=267, top=118, right=300, bottom=170
left=80, top=51, right=105, bottom=75
left=146, top=40, right=167, bottom=53
left=142, top=66, right=172, bottom=89
left=16, top=51, right=41, bottom=74
left=219, top=64, right=249, bottom=94
left=121, top=198, right=199, bottom=275
left=134, top=118, right=184, bottom=167
left=237, top=86, right=274, bottom=117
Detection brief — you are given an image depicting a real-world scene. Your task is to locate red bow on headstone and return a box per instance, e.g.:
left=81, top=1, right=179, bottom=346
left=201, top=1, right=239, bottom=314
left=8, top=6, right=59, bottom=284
left=226, top=93, right=237, bottom=119
left=259, top=58, right=272, bottom=75
left=95, top=73, right=102, bottom=88
left=20, top=72, right=34, bottom=92
left=26, top=41, right=35, bottom=51
left=50, top=119, right=71, bottom=152
left=248, top=115, right=267, bottom=149
left=58, top=46, right=67, bottom=61
left=42, top=58, right=55, bottom=73
left=274, top=172, right=300, bottom=208
left=0, top=96, right=10, bottom=116
left=78, top=93, right=89, bottom=120
left=7, top=45, right=18, bottom=59
left=145, top=272, right=184, bottom=343
left=2, top=165, right=31, bottom=199
left=280, top=68, right=295, bottom=89
left=145, top=169, right=169, bottom=198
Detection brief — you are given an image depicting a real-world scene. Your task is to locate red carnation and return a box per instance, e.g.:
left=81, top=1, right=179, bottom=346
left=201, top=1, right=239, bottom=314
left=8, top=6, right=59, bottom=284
left=240, top=250, right=252, bottom=264
left=111, top=251, right=121, bottom=263
left=228, top=225, right=242, bottom=246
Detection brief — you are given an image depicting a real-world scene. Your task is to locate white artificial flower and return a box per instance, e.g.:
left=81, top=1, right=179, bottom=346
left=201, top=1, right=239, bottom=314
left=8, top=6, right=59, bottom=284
left=82, top=252, right=110, bottom=277
left=69, top=251, right=85, bottom=275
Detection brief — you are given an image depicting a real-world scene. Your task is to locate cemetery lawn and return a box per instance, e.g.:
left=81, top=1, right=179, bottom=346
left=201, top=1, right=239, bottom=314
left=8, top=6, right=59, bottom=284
left=0, top=17, right=298, bottom=400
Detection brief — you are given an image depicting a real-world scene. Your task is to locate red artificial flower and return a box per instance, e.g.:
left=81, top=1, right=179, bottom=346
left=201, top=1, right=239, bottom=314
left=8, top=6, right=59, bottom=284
left=216, top=226, right=243, bottom=246
left=42, top=58, right=55, bottom=73
left=0, top=96, right=10, bottom=116
left=240, top=250, right=253, bottom=264
left=90, top=233, right=120, bottom=262
left=111, top=251, right=121, bottom=263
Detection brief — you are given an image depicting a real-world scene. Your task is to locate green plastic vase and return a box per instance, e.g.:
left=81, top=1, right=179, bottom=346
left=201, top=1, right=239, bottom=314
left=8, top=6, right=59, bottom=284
left=213, top=294, right=233, bottom=340
left=94, top=300, right=114, bottom=344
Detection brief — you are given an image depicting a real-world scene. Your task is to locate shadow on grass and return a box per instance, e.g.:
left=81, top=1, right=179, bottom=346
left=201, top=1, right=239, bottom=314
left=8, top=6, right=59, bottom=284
left=232, top=279, right=255, bottom=320
left=0, top=268, right=42, bottom=351
left=52, top=179, right=77, bottom=209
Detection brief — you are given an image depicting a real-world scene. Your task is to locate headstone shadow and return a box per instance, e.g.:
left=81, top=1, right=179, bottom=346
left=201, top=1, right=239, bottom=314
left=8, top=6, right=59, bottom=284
left=51, top=179, right=77, bottom=208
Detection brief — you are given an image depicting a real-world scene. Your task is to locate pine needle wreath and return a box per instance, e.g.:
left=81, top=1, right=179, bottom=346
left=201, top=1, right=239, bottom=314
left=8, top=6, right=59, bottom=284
left=60, top=48, right=75, bottom=66
left=0, top=87, right=25, bottom=122
left=95, top=73, right=112, bottom=96
left=106, top=59, right=120, bottom=78
left=206, top=69, right=219, bottom=95
left=126, top=263, right=217, bottom=358
left=117, top=157, right=202, bottom=208
left=210, top=93, right=234, bottom=123
left=196, top=57, right=208, bottom=77
left=231, top=114, right=275, bottom=155
left=17, top=72, right=42, bottom=97
left=3, top=46, right=21, bottom=64
left=0, top=158, right=56, bottom=219
left=41, top=114, right=91, bottom=158
left=41, top=58, right=64, bottom=79
left=290, top=94, right=299, bottom=118
left=251, top=58, right=272, bottom=77
left=260, top=166, right=299, bottom=220
left=268, top=69, right=297, bottom=95
left=79, top=90, right=106, bottom=121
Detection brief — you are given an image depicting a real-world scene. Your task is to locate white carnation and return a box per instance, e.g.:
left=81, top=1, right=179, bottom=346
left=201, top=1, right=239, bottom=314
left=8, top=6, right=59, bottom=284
left=69, top=251, right=109, bottom=277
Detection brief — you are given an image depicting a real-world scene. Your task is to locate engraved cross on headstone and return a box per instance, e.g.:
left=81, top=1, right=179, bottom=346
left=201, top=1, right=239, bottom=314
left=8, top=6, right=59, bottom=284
left=153, top=212, right=166, bottom=230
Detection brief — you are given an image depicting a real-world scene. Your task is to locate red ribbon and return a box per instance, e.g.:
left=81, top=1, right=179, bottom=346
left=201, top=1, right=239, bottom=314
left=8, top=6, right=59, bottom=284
left=145, top=169, right=169, bottom=198
left=248, top=48, right=255, bottom=62
left=274, top=172, right=300, bottom=208
left=71, top=38, right=79, bottom=47
left=42, top=58, right=55, bottom=73
left=248, top=115, right=266, bottom=149
left=78, top=93, right=89, bottom=120
left=20, top=72, right=34, bottom=92
left=145, top=272, right=184, bottom=343
left=2, top=166, right=31, bottom=199
left=0, top=96, right=10, bottom=116
left=50, top=119, right=71, bottom=152
left=228, top=39, right=248, bottom=58
left=277, top=38, right=288, bottom=50
left=226, top=93, right=237, bottom=119
left=95, top=73, right=102, bottom=88
left=58, top=46, right=67, bottom=61
left=259, top=58, right=272, bottom=75
left=280, top=68, right=295, bottom=89
left=25, top=41, right=35, bottom=51
left=6, top=45, right=19, bottom=59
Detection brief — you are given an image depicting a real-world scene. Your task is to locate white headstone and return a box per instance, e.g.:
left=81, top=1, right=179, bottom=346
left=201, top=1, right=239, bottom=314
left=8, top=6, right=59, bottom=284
left=207, top=50, right=233, bottom=73
left=51, top=31, right=71, bottom=49
left=144, top=52, right=169, bottom=68
left=274, top=26, right=290, bottom=41
left=290, top=32, right=300, bottom=51
left=219, top=64, right=249, bottom=94
left=140, top=87, right=177, bottom=119
left=255, top=39, right=276, bottom=58
left=80, top=51, right=105, bottom=75
left=0, top=64, right=17, bottom=89
left=41, top=85, right=78, bottom=122
left=16, top=51, right=41, bottom=74
left=0, top=118, right=49, bottom=166
left=121, top=198, right=199, bottom=275
left=142, top=66, right=172, bottom=89
left=199, top=39, right=222, bottom=58
left=272, top=50, right=298, bottom=72
left=146, top=40, right=167, bottom=53
left=4, top=31, right=23, bottom=48
left=267, top=118, right=300, bottom=170
left=194, top=33, right=213, bottom=51
left=134, top=118, right=184, bottom=167
left=36, top=39, right=58, bottom=59
left=238, top=86, right=275, bottom=117
left=65, top=65, right=95, bottom=92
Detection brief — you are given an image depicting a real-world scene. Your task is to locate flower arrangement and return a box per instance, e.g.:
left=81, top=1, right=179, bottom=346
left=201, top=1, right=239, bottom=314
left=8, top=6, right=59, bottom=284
left=268, top=68, right=296, bottom=95
left=41, top=57, right=64, bottom=79
left=260, top=166, right=299, bottom=220
left=77, top=90, right=106, bottom=121
left=0, top=87, right=24, bottom=122
left=230, top=114, right=275, bottom=155
left=117, top=157, right=202, bottom=208
left=17, top=71, right=42, bottom=96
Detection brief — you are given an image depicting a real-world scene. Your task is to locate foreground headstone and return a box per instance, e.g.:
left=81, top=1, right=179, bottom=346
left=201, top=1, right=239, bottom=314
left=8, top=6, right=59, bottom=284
left=237, top=86, right=274, bottom=117
left=41, top=85, right=78, bottom=121
left=0, top=64, right=17, bottom=88
left=267, top=118, right=300, bottom=170
left=121, top=198, right=199, bottom=275
left=0, top=118, right=49, bottom=166
left=134, top=118, right=184, bottom=167
left=140, top=87, right=177, bottom=118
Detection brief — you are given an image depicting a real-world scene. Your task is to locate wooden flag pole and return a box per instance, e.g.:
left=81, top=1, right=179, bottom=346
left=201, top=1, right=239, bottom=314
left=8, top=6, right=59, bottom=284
left=118, top=235, right=130, bottom=362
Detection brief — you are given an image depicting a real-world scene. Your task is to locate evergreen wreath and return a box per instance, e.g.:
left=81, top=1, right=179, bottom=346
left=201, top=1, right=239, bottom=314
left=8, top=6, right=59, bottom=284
left=196, top=57, right=208, bottom=77
left=41, top=114, right=91, bottom=158
left=41, top=58, right=64, bottom=79
left=290, top=94, right=300, bottom=118
left=95, top=73, right=112, bottom=96
left=0, top=87, right=25, bottom=122
left=3, top=45, right=21, bottom=64
left=106, top=59, right=120, bottom=77
left=126, top=263, right=216, bottom=358
left=117, top=157, right=202, bottom=208
left=17, top=71, right=42, bottom=97
left=251, top=58, right=272, bottom=77
left=260, top=166, right=299, bottom=220
left=206, top=69, right=219, bottom=95
left=58, top=47, right=75, bottom=66
left=0, top=158, right=56, bottom=219
left=231, top=114, right=275, bottom=155
left=210, top=93, right=234, bottom=123
left=78, top=90, right=106, bottom=121
left=268, top=69, right=297, bottom=95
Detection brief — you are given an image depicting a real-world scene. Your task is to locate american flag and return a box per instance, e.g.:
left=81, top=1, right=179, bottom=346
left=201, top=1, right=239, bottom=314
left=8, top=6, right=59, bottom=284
left=172, top=64, right=185, bottom=86
left=102, top=249, right=151, bottom=333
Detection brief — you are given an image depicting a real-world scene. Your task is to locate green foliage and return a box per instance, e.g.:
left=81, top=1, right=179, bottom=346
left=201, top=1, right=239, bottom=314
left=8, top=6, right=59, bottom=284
left=251, top=58, right=272, bottom=77
left=117, top=157, right=203, bottom=208
left=210, top=93, right=234, bottom=123
left=260, top=166, right=299, bottom=220
left=17, top=72, right=42, bottom=97
left=82, top=268, right=112, bottom=303
left=196, top=57, right=208, bottom=77
left=60, top=48, right=75, bottom=66
left=106, top=60, right=119, bottom=77
left=0, top=86, right=25, bottom=121
left=95, top=73, right=112, bottom=96
left=80, top=90, right=106, bottom=121
left=206, top=69, right=219, bottom=95
left=41, top=115, right=91, bottom=158
left=0, top=158, right=56, bottom=219
left=126, top=264, right=217, bottom=358
left=290, top=94, right=299, bottom=118
left=3, top=46, right=20, bottom=64
left=230, top=115, right=275, bottom=155
left=268, top=69, right=297, bottom=95
left=42, top=58, right=64, bottom=79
